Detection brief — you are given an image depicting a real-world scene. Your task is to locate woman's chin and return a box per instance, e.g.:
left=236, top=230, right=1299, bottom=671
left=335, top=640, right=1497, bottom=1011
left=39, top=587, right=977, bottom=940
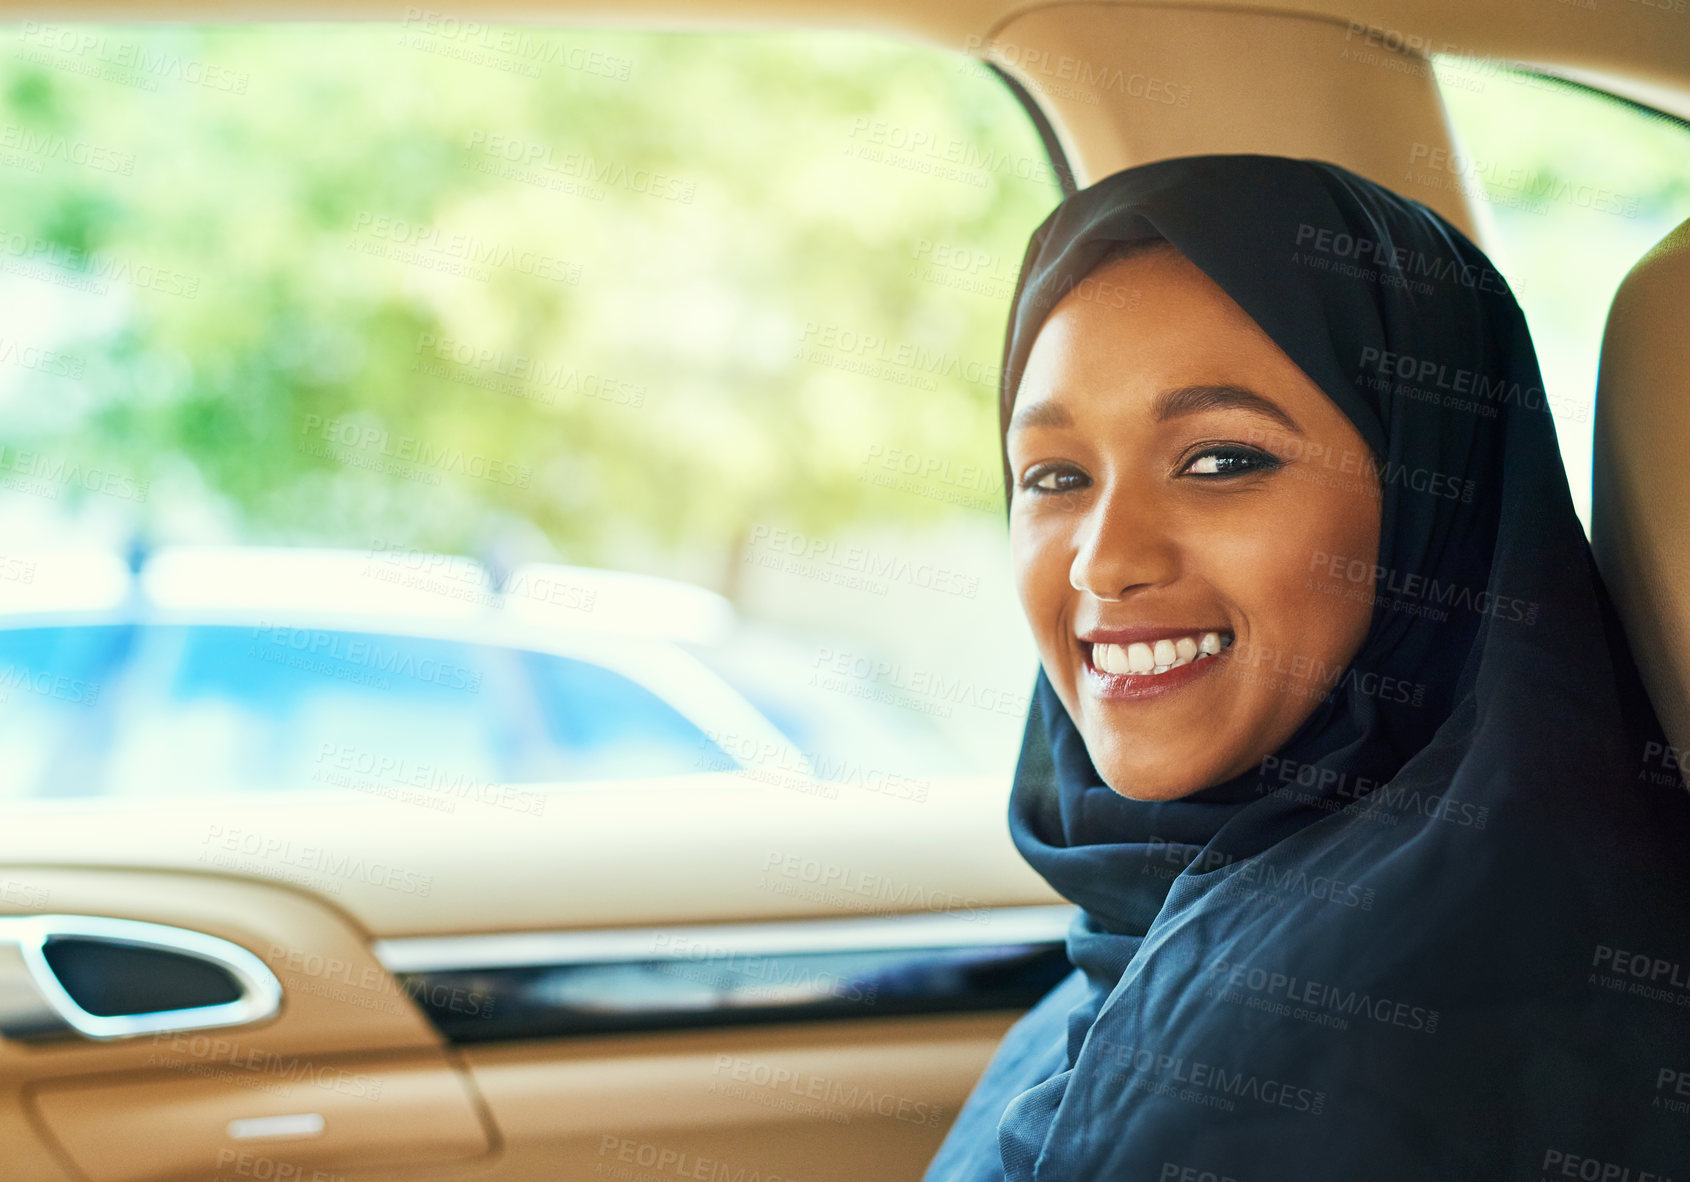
left=1073, top=704, right=1246, bottom=801
left=1092, top=757, right=1226, bottom=802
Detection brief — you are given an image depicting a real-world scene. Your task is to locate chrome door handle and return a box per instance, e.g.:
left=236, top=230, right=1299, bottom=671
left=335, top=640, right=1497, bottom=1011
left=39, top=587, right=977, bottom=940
left=0, top=915, right=282, bottom=1042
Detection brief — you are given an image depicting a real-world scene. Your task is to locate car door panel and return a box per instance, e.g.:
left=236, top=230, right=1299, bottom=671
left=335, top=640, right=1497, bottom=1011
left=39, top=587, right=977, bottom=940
left=459, top=1012, right=1020, bottom=1182
left=0, top=867, right=486, bottom=1181
left=0, top=777, right=1056, bottom=936
left=0, top=776, right=1064, bottom=1181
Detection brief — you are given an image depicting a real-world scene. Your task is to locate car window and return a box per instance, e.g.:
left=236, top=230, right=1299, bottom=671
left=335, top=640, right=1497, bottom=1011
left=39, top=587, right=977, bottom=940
left=0, top=623, right=120, bottom=799
left=0, top=622, right=733, bottom=798
left=0, top=25, right=1059, bottom=801
left=1430, top=58, right=1690, bottom=532
left=520, top=647, right=730, bottom=780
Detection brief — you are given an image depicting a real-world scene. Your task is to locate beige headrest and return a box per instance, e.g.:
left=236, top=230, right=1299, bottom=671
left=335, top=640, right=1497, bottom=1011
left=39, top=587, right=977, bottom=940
left=1592, top=217, right=1690, bottom=780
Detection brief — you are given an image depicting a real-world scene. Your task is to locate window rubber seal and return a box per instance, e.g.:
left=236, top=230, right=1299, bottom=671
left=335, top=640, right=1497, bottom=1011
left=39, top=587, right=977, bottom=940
left=986, top=60, right=1079, bottom=198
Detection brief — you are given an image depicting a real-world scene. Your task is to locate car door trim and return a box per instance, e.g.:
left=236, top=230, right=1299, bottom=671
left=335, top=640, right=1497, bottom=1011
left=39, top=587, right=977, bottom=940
left=373, top=905, right=1077, bottom=1042
left=372, top=903, right=1077, bottom=973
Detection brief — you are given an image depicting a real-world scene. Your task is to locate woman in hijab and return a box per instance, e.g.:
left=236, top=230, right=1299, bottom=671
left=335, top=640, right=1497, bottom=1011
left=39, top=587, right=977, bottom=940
left=923, top=154, right=1690, bottom=1180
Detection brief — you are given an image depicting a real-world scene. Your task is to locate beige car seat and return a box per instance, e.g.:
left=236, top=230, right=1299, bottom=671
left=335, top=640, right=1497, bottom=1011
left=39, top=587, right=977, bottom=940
left=1592, top=217, right=1690, bottom=784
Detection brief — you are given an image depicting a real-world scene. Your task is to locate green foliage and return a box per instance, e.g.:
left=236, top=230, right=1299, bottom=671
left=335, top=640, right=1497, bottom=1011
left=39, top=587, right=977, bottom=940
left=0, top=26, right=1060, bottom=587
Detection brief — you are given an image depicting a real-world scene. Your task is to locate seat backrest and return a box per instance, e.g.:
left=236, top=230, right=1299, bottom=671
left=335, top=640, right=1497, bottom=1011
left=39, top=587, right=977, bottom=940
left=1592, top=217, right=1690, bottom=779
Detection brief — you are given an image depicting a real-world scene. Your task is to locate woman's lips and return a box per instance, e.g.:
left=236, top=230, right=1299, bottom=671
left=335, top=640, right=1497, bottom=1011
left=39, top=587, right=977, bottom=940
left=1081, top=631, right=1234, bottom=701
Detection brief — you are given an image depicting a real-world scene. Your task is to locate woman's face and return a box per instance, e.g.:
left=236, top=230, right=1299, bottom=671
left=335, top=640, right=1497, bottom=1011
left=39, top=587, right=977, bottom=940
left=1006, top=245, right=1382, bottom=801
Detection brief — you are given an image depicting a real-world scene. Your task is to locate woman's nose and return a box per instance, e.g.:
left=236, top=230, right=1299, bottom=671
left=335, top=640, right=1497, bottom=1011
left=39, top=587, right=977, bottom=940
left=1068, top=481, right=1179, bottom=601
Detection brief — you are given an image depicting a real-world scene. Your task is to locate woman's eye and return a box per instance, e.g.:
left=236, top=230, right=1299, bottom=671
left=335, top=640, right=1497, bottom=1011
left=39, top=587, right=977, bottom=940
left=1018, top=465, right=1088, bottom=495
left=1181, top=446, right=1282, bottom=478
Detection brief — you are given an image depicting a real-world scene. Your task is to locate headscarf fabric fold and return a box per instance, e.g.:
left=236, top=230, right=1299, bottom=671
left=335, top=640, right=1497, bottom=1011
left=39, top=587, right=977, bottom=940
left=922, top=155, right=1690, bottom=1181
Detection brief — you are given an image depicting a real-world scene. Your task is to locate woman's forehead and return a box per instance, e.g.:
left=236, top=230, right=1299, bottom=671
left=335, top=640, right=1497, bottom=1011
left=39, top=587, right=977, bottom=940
left=1013, top=274, right=1323, bottom=426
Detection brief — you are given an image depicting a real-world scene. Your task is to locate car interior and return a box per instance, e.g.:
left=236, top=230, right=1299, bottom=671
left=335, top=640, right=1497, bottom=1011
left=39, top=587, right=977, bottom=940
left=0, top=1, right=1687, bottom=1180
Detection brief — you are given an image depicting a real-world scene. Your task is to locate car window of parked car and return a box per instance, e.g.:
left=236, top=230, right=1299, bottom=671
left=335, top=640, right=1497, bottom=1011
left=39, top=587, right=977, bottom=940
left=0, top=622, right=736, bottom=798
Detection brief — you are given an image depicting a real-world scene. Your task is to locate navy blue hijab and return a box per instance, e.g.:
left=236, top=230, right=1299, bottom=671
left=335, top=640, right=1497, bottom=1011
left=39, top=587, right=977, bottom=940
left=923, top=155, right=1690, bottom=1179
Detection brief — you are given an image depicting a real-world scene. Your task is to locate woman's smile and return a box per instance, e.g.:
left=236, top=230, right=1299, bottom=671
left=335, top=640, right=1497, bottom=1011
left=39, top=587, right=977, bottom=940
left=1079, top=627, right=1235, bottom=701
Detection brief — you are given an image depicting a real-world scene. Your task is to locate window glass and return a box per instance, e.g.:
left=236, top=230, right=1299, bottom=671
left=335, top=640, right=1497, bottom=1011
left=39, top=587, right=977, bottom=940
left=0, top=25, right=1060, bottom=799
left=520, top=647, right=728, bottom=780
left=0, top=623, right=122, bottom=799
left=1431, top=58, right=1690, bottom=531
left=0, top=623, right=733, bottom=797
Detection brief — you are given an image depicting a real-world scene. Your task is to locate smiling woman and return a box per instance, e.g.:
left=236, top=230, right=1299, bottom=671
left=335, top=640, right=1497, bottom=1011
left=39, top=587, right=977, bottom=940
left=1006, top=240, right=1382, bottom=801
left=924, top=154, right=1690, bottom=1180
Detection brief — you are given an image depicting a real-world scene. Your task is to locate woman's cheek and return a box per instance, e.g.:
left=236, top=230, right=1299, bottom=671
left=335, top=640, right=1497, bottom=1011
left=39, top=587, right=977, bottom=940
left=1273, top=485, right=1381, bottom=682
left=1010, top=513, right=1072, bottom=662
left=1199, top=492, right=1355, bottom=690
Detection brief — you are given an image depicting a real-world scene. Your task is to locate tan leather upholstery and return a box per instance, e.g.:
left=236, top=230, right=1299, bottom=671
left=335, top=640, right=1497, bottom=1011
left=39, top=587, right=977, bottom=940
left=1592, top=217, right=1690, bottom=772
left=984, top=5, right=1478, bottom=236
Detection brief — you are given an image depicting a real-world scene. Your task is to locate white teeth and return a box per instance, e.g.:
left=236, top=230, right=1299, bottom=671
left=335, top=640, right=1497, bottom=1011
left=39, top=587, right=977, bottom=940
left=1090, top=631, right=1232, bottom=678
left=1094, top=643, right=1130, bottom=675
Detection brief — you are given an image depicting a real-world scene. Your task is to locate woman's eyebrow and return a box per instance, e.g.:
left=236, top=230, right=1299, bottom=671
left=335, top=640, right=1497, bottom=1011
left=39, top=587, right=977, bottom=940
left=1154, top=384, right=1304, bottom=435
left=1007, top=400, right=1073, bottom=435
